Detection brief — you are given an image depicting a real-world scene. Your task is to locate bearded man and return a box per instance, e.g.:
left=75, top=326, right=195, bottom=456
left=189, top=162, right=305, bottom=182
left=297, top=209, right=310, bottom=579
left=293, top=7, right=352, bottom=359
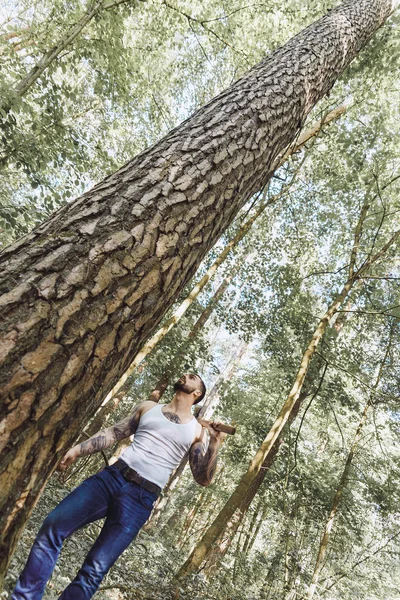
left=12, top=373, right=224, bottom=600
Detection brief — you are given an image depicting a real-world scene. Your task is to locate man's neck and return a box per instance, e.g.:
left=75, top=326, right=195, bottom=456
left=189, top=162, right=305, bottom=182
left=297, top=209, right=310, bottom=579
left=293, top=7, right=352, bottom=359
left=167, top=394, right=193, bottom=418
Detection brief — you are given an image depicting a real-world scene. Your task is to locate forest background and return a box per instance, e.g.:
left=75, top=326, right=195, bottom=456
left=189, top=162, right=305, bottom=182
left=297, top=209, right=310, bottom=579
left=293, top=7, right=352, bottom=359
left=1, top=0, right=400, bottom=599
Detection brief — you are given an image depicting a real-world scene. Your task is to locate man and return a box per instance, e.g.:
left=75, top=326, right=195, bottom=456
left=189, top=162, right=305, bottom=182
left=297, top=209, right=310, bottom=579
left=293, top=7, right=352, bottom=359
left=12, top=373, right=224, bottom=600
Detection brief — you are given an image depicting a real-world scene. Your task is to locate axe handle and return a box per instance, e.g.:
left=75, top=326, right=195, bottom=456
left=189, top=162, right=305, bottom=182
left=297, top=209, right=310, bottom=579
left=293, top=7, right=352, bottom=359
left=197, top=418, right=236, bottom=435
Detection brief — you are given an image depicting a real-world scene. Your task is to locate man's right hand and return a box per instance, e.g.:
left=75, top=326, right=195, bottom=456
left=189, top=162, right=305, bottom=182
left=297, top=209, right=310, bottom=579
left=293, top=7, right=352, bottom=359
left=56, top=447, right=80, bottom=472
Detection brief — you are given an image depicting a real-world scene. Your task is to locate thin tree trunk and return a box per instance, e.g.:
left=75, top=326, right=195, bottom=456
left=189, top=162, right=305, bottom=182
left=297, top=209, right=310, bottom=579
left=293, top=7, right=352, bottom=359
left=149, top=255, right=248, bottom=401
left=0, top=0, right=395, bottom=579
left=244, top=502, right=269, bottom=555
left=202, top=427, right=286, bottom=572
left=306, top=324, right=394, bottom=600
left=200, top=361, right=329, bottom=571
left=176, top=207, right=400, bottom=578
left=5, top=0, right=133, bottom=101
left=242, top=499, right=262, bottom=556
left=178, top=495, right=206, bottom=549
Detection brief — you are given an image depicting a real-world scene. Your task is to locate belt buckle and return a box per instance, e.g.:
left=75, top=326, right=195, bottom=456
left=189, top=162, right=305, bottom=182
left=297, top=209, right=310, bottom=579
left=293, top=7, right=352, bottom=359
left=127, top=466, right=143, bottom=487
left=136, top=472, right=145, bottom=487
left=120, top=462, right=131, bottom=479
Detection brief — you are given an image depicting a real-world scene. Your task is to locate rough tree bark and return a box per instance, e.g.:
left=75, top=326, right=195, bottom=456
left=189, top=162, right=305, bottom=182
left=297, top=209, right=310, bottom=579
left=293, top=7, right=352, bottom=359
left=98, top=101, right=348, bottom=406
left=146, top=102, right=349, bottom=403
left=0, top=0, right=397, bottom=581
left=176, top=204, right=400, bottom=578
left=306, top=324, right=394, bottom=600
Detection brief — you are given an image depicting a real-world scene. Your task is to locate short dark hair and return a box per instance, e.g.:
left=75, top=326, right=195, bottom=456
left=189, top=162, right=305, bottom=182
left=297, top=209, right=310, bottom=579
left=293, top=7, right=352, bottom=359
left=193, top=374, right=206, bottom=405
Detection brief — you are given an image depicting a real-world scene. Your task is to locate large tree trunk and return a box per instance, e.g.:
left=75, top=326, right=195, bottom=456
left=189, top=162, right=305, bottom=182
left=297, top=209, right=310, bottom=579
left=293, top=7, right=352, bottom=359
left=306, top=324, right=394, bottom=600
left=99, top=102, right=348, bottom=406
left=176, top=208, right=399, bottom=578
left=0, top=0, right=397, bottom=582
left=146, top=103, right=348, bottom=404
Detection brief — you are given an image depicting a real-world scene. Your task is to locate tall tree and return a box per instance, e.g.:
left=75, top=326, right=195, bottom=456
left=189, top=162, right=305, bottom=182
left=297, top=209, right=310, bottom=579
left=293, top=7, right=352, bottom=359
left=148, top=258, right=247, bottom=402
left=305, top=322, right=395, bottom=600
left=0, top=0, right=398, bottom=582
left=176, top=198, right=400, bottom=578
left=94, top=103, right=347, bottom=405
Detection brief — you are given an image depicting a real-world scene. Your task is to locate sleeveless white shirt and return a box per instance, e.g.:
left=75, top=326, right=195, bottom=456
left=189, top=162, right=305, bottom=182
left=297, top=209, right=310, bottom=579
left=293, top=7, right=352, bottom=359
left=119, top=404, right=199, bottom=488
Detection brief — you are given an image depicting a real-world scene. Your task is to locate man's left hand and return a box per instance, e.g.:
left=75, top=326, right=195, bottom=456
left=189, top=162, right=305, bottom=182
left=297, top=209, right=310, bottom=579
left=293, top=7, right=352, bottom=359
left=205, top=421, right=227, bottom=443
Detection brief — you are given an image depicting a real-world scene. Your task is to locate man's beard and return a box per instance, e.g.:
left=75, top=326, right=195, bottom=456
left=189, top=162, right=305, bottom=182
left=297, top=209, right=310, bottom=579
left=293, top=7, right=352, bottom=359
left=174, top=379, right=192, bottom=395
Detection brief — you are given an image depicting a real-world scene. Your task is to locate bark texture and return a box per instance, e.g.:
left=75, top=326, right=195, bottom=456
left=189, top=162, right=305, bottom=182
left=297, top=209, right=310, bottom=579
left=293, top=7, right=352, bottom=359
left=0, top=0, right=397, bottom=580
left=89, top=102, right=349, bottom=407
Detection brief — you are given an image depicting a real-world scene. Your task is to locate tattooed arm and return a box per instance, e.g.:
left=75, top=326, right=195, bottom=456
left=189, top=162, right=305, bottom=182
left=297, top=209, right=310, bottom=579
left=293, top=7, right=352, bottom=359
left=57, top=401, right=154, bottom=471
left=189, top=421, right=225, bottom=487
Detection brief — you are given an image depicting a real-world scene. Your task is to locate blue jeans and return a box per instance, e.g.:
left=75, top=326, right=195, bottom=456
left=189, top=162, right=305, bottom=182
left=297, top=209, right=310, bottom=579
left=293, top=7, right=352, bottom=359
left=12, top=463, right=157, bottom=600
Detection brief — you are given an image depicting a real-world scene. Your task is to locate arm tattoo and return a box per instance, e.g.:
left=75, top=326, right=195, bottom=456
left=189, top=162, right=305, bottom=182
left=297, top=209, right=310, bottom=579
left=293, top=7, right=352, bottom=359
left=77, top=406, right=141, bottom=457
left=189, top=437, right=220, bottom=487
left=162, top=411, right=182, bottom=424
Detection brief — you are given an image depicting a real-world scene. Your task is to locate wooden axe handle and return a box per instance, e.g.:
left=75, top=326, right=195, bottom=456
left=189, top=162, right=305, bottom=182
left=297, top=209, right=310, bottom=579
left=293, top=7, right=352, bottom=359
left=197, top=418, right=236, bottom=435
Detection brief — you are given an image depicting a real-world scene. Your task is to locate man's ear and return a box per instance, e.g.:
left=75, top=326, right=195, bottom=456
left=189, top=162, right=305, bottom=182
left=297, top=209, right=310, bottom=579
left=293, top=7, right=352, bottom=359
left=193, top=389, right=201, bottom=400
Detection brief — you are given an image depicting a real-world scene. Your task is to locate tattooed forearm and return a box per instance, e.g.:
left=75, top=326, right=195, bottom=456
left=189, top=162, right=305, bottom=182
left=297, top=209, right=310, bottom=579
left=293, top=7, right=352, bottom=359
left=78, top=433, right=111, bottom=456
left=189, top=438, right=220, bottom=486
left=76, top=406, right=141, bottom=457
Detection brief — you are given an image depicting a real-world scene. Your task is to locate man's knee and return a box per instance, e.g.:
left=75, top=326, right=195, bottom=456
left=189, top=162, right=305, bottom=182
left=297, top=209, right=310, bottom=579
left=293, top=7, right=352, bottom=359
left=37, top=510, right=68, bottom=550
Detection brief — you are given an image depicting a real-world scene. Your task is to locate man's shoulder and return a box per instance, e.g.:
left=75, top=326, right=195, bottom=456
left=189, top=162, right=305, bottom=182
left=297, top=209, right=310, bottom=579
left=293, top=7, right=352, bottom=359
left=138, top=400, right=159, bottom=416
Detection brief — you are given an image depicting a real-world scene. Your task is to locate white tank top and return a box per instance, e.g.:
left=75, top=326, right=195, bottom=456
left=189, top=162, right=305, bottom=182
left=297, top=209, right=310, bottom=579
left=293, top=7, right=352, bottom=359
left=119, top=404, right=199, bottom=488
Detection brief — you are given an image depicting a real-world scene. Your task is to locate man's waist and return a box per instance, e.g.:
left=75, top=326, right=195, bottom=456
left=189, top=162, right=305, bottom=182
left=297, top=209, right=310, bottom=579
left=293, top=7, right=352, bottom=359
left=114, top=459, right=162, bottom=497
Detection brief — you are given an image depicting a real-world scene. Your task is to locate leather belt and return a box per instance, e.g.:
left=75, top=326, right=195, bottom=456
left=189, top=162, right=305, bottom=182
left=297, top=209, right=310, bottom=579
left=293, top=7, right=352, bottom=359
left=114, top=459, right=161, bottom=497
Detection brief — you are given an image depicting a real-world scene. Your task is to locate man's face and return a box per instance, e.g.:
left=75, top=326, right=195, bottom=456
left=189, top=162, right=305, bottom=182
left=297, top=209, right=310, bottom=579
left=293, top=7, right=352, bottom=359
left=173, top=373, right=201, bottom=398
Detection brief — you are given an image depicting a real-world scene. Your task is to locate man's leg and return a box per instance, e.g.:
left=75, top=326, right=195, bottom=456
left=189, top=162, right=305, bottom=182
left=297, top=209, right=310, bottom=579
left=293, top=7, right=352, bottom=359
left=11, top=466, right=121, bottom=600
left=59, top=483, right=157, bottom=600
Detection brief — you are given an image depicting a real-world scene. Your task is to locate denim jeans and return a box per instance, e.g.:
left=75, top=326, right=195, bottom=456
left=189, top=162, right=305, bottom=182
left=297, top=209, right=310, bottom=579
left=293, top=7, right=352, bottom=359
left=12, top=463, right=157, bottom=600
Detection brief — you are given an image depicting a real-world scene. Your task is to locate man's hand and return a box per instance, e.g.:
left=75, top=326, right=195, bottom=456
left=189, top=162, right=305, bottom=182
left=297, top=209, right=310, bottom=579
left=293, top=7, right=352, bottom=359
left=56, top=447, right=80, bottom=472
left=204, top=420, right=227, bottom=444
